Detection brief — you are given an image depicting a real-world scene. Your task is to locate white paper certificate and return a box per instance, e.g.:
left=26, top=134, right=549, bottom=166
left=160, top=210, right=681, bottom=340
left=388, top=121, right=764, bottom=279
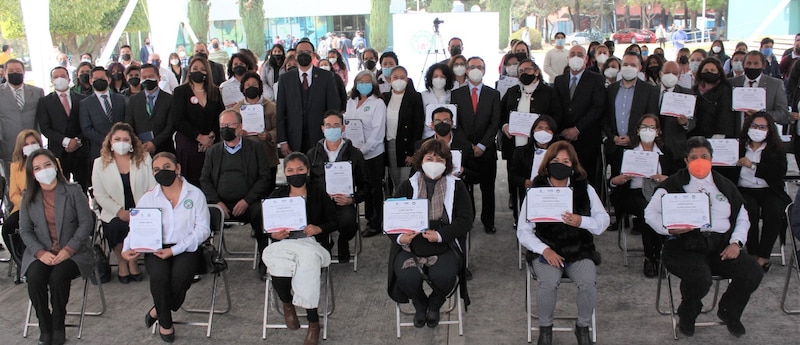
left=128, top=208, right=162, bottom=253
left=525, top=187, right=573, bottom=223
left=620, top=150, right=659, bottom=177
left=508, top=111, right=539, bottom=137
left=324, top=161, right=354, bottom=196
left=708, top=138, right=739, bottom=166
left=262, top=197, right=307, bottom=233
left=343, top=119, right=366, bottom=149
left=221, top=84, right=244, bottom=107
left=425, top=104, right=458, bottom=129
left=660, top=92, right=696, bottom=118
left=451, top=150, right=462, bottom=176
left=239, top=104, right=265, bottom=134
left=383, top=199, right=429, bottom=234
left=661, top=193, right=711, bottom=229
left=732, top=87, right=767, bottom=112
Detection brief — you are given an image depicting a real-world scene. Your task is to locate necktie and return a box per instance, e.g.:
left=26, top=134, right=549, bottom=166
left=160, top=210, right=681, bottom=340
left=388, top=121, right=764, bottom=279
left=748, top=80, right=756, bottom=87
left=59, top=92, right=70, bottom=116
left=101, top=94, right=113, bottom=122
left=15, top=88, right=24, bottom=110
left=147, top=94, right=155, bottom=116
left=471, top=87, right=478, bottom=113
left=569, top=76, right=577, bottom=99
left=302, top=73, right=309, bottom=91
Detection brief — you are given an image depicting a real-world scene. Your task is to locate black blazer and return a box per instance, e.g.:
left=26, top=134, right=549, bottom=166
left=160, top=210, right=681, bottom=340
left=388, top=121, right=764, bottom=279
left=450, top=84, right=501, bottom=151
left=689, top=83, right=735, bottom=138
left=730, top=143, right=792, bottom=204
left=499, top=83, right=562, bottom=159
left=36, top=91, right=88, bottom=158
left=200, top=138, right=273, bottom=205
left=78, top=92, right=127, bottom=158
left=510, top=144, right=547, bottom=199
left=382, top=88, right=424, bottom=164
left=306, top=138, right=371, bottom=204
left=413, top=130, right=479, bottom=184
left=553, top=70, right=606, bottom=144
left=209, top=60, right=226, bottom=86
left=276, top=67, right=341, bottom=153
left=124, top=89, right=175, bottom=154
left=603, top=80, right=660, bottom=156
left=172, top=84, right=225, bottom=142
left=268, top=183, right=338, bottom=242
left=659, top=85, right=695, bottom=166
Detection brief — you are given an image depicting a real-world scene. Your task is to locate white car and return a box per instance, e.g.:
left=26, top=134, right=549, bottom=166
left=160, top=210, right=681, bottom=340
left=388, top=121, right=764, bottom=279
left=565, top=32, right=591, bottom=46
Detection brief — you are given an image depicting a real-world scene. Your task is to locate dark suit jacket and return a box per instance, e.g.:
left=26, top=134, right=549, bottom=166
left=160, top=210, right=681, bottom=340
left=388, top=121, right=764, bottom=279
left=450, top=84, right=501, bottom=152
left=728, top=143, right=791, bottom=205
left=200, top=138, right=272, bottom=205
left=209, top=60, right=226, bottom=86
left=307, top=138, right=371, bottom=204
left=124, top=89, right=175, bottom=154
left=79, top=92, right=127, bottom=158
left=414, top=130, right=479, bottom=184
left=37, top=91, right=88, bottom=158
left=690, top=83, right=735, bottom=138
left=659, top=85, right=695, bottom=166
left=276, top=67, right=341, bottom=152
left=603, top=80, right=659, bottom=156
left=172, top=84, right=225, bottom=142
left=382, top=89, right=424, bottom=164
left=553, top=70, right=606, bottom=147
left=500, top=83, right=562, bottom=159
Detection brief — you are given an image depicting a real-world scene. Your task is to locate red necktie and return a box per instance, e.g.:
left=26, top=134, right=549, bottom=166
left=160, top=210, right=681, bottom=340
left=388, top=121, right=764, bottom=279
left=59, top=92, right=70, bottom=116
left=302, top=73, right=309, bottom=91
left=471, top=87, right=478, bottom=113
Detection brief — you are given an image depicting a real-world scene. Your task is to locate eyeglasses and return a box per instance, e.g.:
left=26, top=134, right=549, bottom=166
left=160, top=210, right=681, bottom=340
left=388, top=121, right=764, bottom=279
left=432, top=119, right=453, bottom=125
left=638, top=125, right=657, bottom=131
left=519, top=67, right=537, bottom=74
left=750, top=123, right=769, bottom=130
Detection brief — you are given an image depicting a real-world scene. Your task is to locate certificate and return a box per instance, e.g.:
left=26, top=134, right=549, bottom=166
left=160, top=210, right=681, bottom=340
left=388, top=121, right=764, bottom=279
left=660, top=92, right=696, bottom=118
left=221, top=84, right=244, bottom=107
left=708, top=138, right=739, bottom=166
left=620, top=150, right=659, bottom=177
left=525, top=187, right=573, bottom=223
left=343, top=119, right=366, bottom=149
left=383, top=199, right=429, bottom=234
left=660, top=193, right=711, bottom=229
left=425, top=104, right=458, bottom=129
left=261, top=196, right=307, bottom=233
left=451, top=150, right=462, bottom=176
left=508, top=111, right=539, bottom=137
left=496, top=77, right=518, bottom=99
left=324, top=161, right=354, bottom=196
left=239, top=104, right=265, bottom=134
left=732, top=87, right=766, bottom=112
left=128, top=208, right=162, bottom=252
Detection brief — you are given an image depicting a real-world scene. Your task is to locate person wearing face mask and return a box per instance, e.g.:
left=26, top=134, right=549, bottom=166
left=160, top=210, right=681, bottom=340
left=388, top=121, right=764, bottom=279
left=193, top=42, right=226, bottom=86
left=207, top=38, right=231, bottom=74
left=232, top=72, right=279, bottom=185
left=91, top=123, right=156, bottom=284
left=709, top=40, right=730, bottom=66
left=167, top=52, right=186, bottom=85
left=307, top=111, right=370, bottom=263
left=361, top=48, right=380, bottom=74
left=327, top=49, right=349, bottom=86
left=79, top=66, right=127, bottom=164
left=645, top=136, right=763, bottom=338
left=726, top=50, right=747, bottom=78
left=608, top=115, right=675, bottom=278
left=731, top=113, right=791, bottom=273
left=259, top=44, right=286, bottom=101
left=587, top=44, right=610, bottom=74
left=414, top=107, right=477, bottom=181
left=450, top=56, right=501, bottom=234
left=602, top=57, right=621, bottom=87
left=382, top=66, right=424, bottom=191
left=121, top=152, right=211, bottom=343
left=71, top=61, right=94, bottom=96
left=683, top=49, right=707, bottom=88
left=496, top=52, right=523, bottom=98
left=0, top=59, right=45, bottom=175
left=439, top=37, right=464, bottom=65
left=658, top=61, right=695, bottom=168
left=780, top=34, right=800, bottom=81
left=219, top=53, right=257, bottom=107
left=124, top=63, right=175, bottom=155
left=389, top=139, right=472, bottom=330
left=420, top=64, right=455, bottom=139
left=448, top=54, right=469, bottom=89
left=262, top=152, right=336, bottom=345
left=675, top=48, right=693, bottom=89
left=723, top=42, right=749, bottom=74
left=147, top=53, right=179, bottom=94
left=517, top=141, right=610, bottom=345
left=118, top=45, right=137, bottom=68
left=689, top=58, right=736, bottom=139
left=121, top=64, right=142, bottom=97
left=316, top=59, right=348, bottom=110
left=510, top=115, right=559, bottom=217
left=644, top=54, right=665, bottom=86
left=378, top=51, right=399, bottom=93
left=543, top=32, right=569, bottom=83
left=106, top=62, right=129, bottom=94
left=19, top=149, right=95, bottom=345
left=729, top=51, right=789, bottom=133
left=759, top=37, right=781, bottom=79
left=140, top=38, right=153, bottom=63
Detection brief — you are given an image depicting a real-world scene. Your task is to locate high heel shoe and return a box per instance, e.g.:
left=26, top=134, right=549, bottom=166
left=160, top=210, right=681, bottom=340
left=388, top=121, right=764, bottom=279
left=130, top=273, right=144, bottom=282
left=145, top=307, right=158, bottom=328
left=118, top=275, right=131, bottom=284
left=159, top=327, right=175, bottom=343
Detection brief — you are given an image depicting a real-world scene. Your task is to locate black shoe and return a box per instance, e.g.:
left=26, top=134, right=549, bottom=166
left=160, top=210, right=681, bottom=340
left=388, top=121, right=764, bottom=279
left=678, top=317, right=695, bottom=336
left=130, top=273, right=144, bottom=282
left=717, top=310, right=746, bottom=337
left=259, top=264, right=268, bottom=281
left=413, top=308, right=426, bottom=328
left=145, top=307, right=158, bottom=328
left=643, top=259, right=658, bottom=278
left=762, top=262, right=772, bottom=273
left=484, top=226, right=496, bottom=234
left=159, top=327, right=175, bottom=343
left=118, top=274, right=131, bottom=284
left=192, top=274, right=202, bottom=283
left=51, top=330, right=65, bottom=345
left=606, top=222, right=619, bottom=231
left=537, top=325, right=553, bottom=345
left=508, top=199, right=514, bottom=210
left=337, top=245, right=351, bottom=264
left=574, top=325, right=591, bottom=345
left=38, top=331, right=51, bottom=345
left=426, top=309, right=440, bottom=328
left=465, top=268, right=473, bottom=281
left=0, top=243, right=5, bottom=250
left=361, top=227, right=381, bottom=238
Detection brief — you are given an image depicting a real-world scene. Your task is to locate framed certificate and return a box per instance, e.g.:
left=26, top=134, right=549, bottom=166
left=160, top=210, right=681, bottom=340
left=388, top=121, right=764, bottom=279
left=240, top=104, right=265, bottom=134
left=661, top=193, right=711, bottom=230
left=261, top=196, right=307, bottom=233
left=343, top=119, right=366, bottom=148
left=425, top=104, right=458, bottom=129
left=128, top=208, right=163, bottom=252
left=525, top=187, right=573, bottom=223
left=383, top=198, right=428, bottom=234
left=508, top=111, right=539, bottom=137
left=732, top=87, right=766, bottom=112
left=324, top=161, right=354, bottom=196
left=708, top=138, right=739, bottom=166
left=620, top=150, right=659, bottom=177
left=660, top=92, right=696, bottom=118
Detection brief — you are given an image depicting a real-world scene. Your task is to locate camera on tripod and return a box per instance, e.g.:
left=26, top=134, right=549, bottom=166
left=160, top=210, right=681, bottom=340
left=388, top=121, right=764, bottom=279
left=433, top=17, right=444, bottom=33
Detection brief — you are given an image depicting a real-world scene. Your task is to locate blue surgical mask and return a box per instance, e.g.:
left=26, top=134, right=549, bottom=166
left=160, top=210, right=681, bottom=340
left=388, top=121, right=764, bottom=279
left=356, top=82, right=373, bottom=96
left=382, top=67, right=393, bottom=77
left=556, top=39, right=565, bottom=46
left=323, top=127, right=342, bottom=142
left=761, top=47, right=773, bottom=57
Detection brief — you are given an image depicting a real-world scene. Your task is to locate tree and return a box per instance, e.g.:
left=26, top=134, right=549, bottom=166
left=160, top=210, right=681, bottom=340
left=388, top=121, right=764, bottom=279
left=188, top=0, right=210, bottom=43
left=240, top=0, right=265, bottom=57
left=0, top=0, right=24, bottom=39
left=369, top=0, right=390, bottom=51
left=481, top=0, right=511, bottom=49
left=428, top=0, right=450, bottom=12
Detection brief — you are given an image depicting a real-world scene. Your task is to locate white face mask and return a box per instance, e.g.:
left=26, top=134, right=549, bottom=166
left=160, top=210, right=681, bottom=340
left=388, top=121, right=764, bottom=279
left=319, top=65, right=331, bottom=71
left=689, top=61, right=701, bottom=73
left=22, top=143, right=41, bottom=156
left=53, top=77, right=70, bottom=91
left=533, top=130, right=553, bottom=144
left=452, top=65, right=466, bottom=76
left=661, top=73, right=679, bottom=88
left=112, top=141, right=132, bottom=155
left=620, top=66, right=639, bottom=81
left=731, top=61, right=744, bottom=72
left=34, top=167, right=58, bottom=185
left=638, top=128, right=657, bottom=143
left=748, top=128, right=767, bottom=143
left=391, top=79, right=407, bottom=92
left=467, top=68, right=483, bottom=83
left=421, top=161, right=446, bottom=179
left=432, top=77, right=446, bottom=90
left=604, top=67, right=619, bottom=79
left=595, top=53, right=609, bottom=65
left=506, top=64, right=519, bottom=77
left=712, top=46, right=722, bottom=53
left=328, top=58, right=337, bottom=64
left=568, top=56, right=585, bottom=71
left=170, top=58, right=180, bottom=65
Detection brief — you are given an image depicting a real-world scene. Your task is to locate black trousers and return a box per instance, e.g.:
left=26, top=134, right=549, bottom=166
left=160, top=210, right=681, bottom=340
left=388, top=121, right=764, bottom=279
left=364, top=154, right=385, bottom=230
left=59, top=151, right=89, bottom=194
left=739, top=187, right=788, bottom=259
left=574, top=138, right=602, bottom=191
left=612, top=187, right=662, bottom=260
left=333, top=204, right=357, bottom=253
left=662, top=234, right=763, bottom=321
left=1, top=211, right=22, bottom=265
left=27, top=259, right=80, bottom=334
left=144, top=250, right=202, bottom=329
left=472, top=149, right=497, bottom=228
left=393, top=249, right=459, bottom=312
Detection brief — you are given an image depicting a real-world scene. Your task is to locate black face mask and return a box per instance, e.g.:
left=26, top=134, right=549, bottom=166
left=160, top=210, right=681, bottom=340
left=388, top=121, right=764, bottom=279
left=220, top=127, right=237, bottom=142
left=795, top=47, right=800, bottom=55
left=92, top=79, right=109, bottom=91
left=7, top=72, right=24, bottom=86
left=121, top=53, right=131, bottom=61
left=270, top=55, right=284, bottom=66
left=744, top=68, right=762, bottom=80
left=79, top=73, right=90, bottom=84
left=128, top=77, right=141, bottom=87
left=547, top=162, right=573, bottom=180
left=297, top=53, right=312, bottom=67
left=152, top=60, right=161, bottom=68
left=154, top=169, right=177, bottom=186
left=519, top=73, right=537, bottom=85
left=194, top=52, right=209, bottom=59
left=364, top=60, right=376, bottom=71
left=647, top=66, right=661, bottom=77
left=244, top=86, right=261, bottom=99
left=212, top=43, right=220, bottom=49
left=678, top=56, right=689, bottom=64
left=434, top=122, right=452, bottom=136
left=286, top=174, right=307, bottom=188
left=112, top=72, right=124, bottom=81
left=142, top=79, right=158, bottom=91
left=449, top=46, right=462, bottom=56
left=189, top=71, right=206, bottom=83
left=699, top=71, right=720, bottom=83
left=232, top=65, right=247, bottom=76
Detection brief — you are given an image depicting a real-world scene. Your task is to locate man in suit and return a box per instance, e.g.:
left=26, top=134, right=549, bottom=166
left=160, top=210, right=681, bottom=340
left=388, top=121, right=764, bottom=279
left=414, top=106, right=478, bottom=183
left=729, top=51, right=789, bottom=134
left=79, top=66, right=127, bottom=164
left=553, top=45, right=607, bottom=189
left=451, top=56, right=501, bottom=233
left=37, top=66, right=90, bottom=193
left=658, top=61, right=695, bottom=168
left=193, top=42, right=226, bottom=86
left=0, top=59, right=44, bottom=174
left=276, top=40, right=341, bottom=155
left=124, top=63, right=174, bottom=155
left=139, top=38, right=153, bottom=64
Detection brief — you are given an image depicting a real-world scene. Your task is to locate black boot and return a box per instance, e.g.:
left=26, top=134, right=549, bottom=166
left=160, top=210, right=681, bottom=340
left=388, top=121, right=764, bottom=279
left=537, top=325, right=552, bottom=345
left=574, top=325, right=591, bottom=345
left=411, top=298, right=428, bottom=328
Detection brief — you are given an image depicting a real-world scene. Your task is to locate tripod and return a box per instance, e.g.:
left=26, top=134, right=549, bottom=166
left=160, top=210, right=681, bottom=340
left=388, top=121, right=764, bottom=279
left=419, top=26, right=448, bottom=81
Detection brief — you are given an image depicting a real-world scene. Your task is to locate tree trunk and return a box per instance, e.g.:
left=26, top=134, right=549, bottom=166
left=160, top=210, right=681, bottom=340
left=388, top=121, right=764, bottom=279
left=572, top=0, right=581, bottom=32
left=625, top=5, right=631, bottom=28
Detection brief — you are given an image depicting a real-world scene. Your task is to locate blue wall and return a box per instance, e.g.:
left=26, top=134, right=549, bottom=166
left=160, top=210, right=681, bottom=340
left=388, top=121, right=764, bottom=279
left=728, top=0, right=800, bottom=39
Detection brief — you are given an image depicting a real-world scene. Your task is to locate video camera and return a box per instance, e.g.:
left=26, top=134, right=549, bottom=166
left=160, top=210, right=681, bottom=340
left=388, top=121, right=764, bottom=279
left=433, top=17, right=444, bottom=33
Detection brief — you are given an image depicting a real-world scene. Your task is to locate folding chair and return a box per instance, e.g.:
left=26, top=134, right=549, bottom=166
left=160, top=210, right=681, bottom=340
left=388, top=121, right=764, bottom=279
left=781, top=203, right=800, bottom=314
left=262, top=266, right=332, bottom=340
left=329, top=204, right=361, bottom=272
left=219, top=219, right=258, bottom=270
left=0, top=174, right=17, bottom=278
left=395, top=277, right=463, bottom=338
left=616, top=214, right=643, bottom=266
left=23, top=214, right=107, bottom=339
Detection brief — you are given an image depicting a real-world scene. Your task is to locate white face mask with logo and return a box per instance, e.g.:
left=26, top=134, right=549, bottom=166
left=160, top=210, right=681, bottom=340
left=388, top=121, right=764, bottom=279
left=53, top=77, right=70, bottom=91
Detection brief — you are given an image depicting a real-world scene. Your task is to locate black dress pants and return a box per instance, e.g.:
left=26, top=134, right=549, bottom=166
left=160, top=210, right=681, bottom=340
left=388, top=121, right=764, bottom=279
left=27, top=259, right=80, bottom=335
left=739, top=187, right=788, bottom=259
left=473, top=149, right=497, bottom=228
left=613, top=187, right=662, bottom=261
left=364, top=154, right=385, bottom=230
left=393, top=249, right=459, bottom=312
left=145, top=250, right=202, bottom=329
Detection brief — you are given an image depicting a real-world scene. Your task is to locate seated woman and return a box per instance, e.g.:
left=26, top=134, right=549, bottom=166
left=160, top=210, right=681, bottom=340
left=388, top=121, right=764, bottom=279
left=121, top=152, right=210, bottom=343
left=19, top=149, right=95, bottom=345
left=262, top=152, right=337, bottom=345
left=516, top=141, right=610, bottom=345
left=388, top=139, right=472, bottom=329
left=2, top=129, right=45, bottom=266
left=732, top=113, right=791, bottom=272
left=608, top=114, right=675, bottom=278
left=510, top=115, right=559, bottom=210
left=92, top=122, right=156, bottom=283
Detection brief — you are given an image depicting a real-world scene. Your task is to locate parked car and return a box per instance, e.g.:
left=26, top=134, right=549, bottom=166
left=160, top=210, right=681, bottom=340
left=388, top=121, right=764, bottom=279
left=611, top=28, right=656, bottom=44
left=565, top=31, right=591, bottom=46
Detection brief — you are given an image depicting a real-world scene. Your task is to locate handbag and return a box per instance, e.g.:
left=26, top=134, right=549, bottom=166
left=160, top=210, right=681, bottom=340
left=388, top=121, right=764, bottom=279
left=202, top=241, right=228, bottom=274
left=93, top=244, right=112, bottom=284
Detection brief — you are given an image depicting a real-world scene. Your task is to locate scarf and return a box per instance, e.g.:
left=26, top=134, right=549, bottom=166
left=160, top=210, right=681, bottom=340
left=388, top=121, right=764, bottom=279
left=416, top=174, right=446, bottom=222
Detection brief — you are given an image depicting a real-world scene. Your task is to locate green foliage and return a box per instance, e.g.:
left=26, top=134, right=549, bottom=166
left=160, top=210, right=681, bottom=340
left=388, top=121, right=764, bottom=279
left=428, top=0, right=450, bottom=12
left=0, top=0, right=24, bottom=39
left=240, top=0, right=265, bottom=57
left=369, top=0, right=390, bottom=51
left=188, top=0, right=210, bottom=42
left=510, top=27, right=542, bottom=50
left=486, top=0, right=512, bottom=49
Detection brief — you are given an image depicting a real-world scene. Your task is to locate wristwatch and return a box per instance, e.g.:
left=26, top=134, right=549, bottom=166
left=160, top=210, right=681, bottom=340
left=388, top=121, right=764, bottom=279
left=735, top=240, right=744, bottom=249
